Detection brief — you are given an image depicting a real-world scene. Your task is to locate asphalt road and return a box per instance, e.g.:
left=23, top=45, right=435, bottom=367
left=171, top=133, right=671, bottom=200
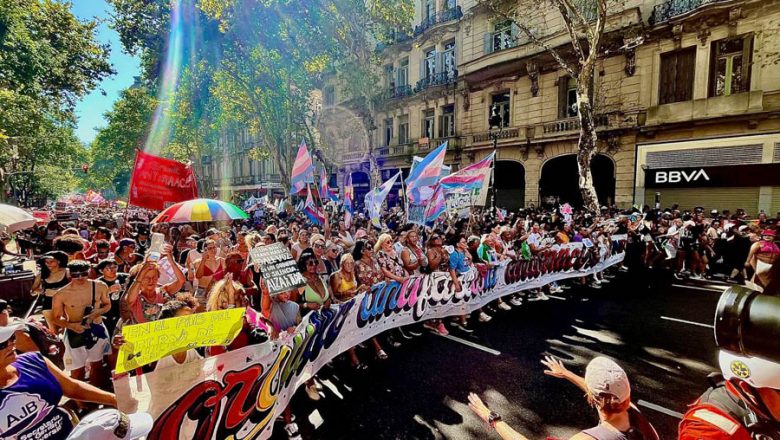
left=272, top=267, right=726, bottom=440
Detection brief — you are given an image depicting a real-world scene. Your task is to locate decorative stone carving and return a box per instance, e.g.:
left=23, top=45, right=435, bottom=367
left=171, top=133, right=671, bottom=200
left=728, top=7, right=741, bottom=37
left=605, top=135, right=621, bottom=155
left=527, top=62, right=539, bottom=97
left=534, top=143, right=545, bottom=158
left=697, top=25, right=710, bottom=46
left=672, top=24, right=683, bottom=49
left=460, top=89, right=470, bottom=111
left=624, top=48, right=636, bottom=76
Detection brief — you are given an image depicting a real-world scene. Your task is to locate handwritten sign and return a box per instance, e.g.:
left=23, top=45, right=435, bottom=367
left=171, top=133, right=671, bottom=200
left=115, top=308, right=245, bottom=374
left=407, top=203, right=426, bottom=226
left=446, top=193, right=473, bottom=219
left=249, top=243, right=307, bottom=295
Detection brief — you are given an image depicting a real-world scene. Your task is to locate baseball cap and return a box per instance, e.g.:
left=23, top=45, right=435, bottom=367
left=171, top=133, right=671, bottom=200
left=0, top=323, right=23, bottom=345
left=584, top=357, right=631, bottom=403
left=66, top=409, right=153, bottom=440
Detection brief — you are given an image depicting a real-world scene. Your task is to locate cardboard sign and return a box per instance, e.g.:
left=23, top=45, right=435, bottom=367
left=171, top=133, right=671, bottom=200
left=249, top=243, right=307, bottom=295
left=115, top=308, right=245, bottom=374
left=407, top=203, right=426, bottom=225
left=446, top=193, right=472, bottom=219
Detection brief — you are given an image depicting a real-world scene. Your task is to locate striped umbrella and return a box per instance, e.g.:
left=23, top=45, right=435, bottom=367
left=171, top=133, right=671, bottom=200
left=151, top=199, right=249, bottom=224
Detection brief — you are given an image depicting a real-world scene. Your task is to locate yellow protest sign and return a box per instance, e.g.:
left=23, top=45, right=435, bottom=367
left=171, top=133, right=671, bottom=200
left=115, top=308, right=246, bottom=374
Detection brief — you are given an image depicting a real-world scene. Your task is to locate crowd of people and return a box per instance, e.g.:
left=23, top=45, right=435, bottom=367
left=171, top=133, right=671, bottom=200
left=0, top=199, right=778, bottom=439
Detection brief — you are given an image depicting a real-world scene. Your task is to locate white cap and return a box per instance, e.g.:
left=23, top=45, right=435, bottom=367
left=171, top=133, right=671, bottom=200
left=66, top=409, right=153, bottom=440
left=0, top=323, right=23, bottom=344
left=584, top=357, right=631, bottom=403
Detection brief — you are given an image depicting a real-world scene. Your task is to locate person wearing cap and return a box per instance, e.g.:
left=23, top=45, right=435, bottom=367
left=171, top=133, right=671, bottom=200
left=467, top=356, right=658, bottom=439
left=114, top=238, right=138, bottom=274
left=66, top=408, right=153, bottom=440
left=745, top=229, right=779, bottom=290
left=0, top=322, right=117, bottom=439
left=0, top=300, right=39, bottom=354
left=31, top=250, right=70, bottom=333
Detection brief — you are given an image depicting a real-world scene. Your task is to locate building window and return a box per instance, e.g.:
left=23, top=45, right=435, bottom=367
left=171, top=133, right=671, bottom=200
left=486, top=20, right=517, bottom=55
left=423, top=48, right=436, bottom=80
left=398, top=115, right=410, bottom=144
left=424, top=0, right=435, bottom=21
left=659, top=47, right=695, bottom=104
left=398, top=58, right=409, bottom=87
left=384, top=118, right=393, bottom=147
left=422, top=109, right=435, bottom=139
left=323, top=86, right=335, bottom=106
left=444, top=0, right=456, bottom=9
left=558, top=76, right=578, bottom=118
left=443, top=41, right=456, bottom=80
left=439, top=104, right=455, bottom=137
left=710, top=36, right=752, bottom=97
left=491, top=93, right=510, bottom=128
left=384, top=65, right=394, bottom=90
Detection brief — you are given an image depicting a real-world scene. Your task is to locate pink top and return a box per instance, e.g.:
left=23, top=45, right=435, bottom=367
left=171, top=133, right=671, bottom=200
left=129, top=289, right=166, bottom=323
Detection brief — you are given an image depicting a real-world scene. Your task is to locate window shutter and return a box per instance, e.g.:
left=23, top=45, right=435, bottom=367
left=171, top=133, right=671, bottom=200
left=557, top=76, right=569, bottom=119
left=659, top=52, right=677, bottom=104
left=436, top=52, right=443, bottom=81
left=395, top=67, right=401, bottom=90
left=677, top=48, right=695, bottom=102
left=438, top=115, right=443, bottom=138
left=743, top=36, right=753, bottom=92
left=510, top=22, right=520, bottom=45
left=484, top=33, right=493, bottom=55
left=420, top=56, right=426, bottom=81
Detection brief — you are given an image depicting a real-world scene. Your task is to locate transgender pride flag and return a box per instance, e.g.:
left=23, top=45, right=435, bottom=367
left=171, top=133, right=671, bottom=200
left=290, top=141, right=314, bottom=194
left=343, top=189, right=353, bottom=229
left=424, top=185, right=446, bottom=224
left=319, top=169, right=338, bottom=202
left=405, top=141, right=447, bottom=204
left=439, top=152, right=495, bottom=194
left=304, top=187, right=325, bottom=225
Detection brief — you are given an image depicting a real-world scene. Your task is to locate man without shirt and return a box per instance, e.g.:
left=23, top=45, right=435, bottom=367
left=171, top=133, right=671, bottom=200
left=52, top=260, right=111, bottom=388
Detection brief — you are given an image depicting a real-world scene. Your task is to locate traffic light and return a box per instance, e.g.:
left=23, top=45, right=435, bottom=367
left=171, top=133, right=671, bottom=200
left=82, top=164, right=89, bottom=174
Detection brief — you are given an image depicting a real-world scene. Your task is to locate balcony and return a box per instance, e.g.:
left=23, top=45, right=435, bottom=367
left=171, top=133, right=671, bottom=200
left=391, top=143, right=413, bottom=156
left=472, top=127, right=522, bottom=143
left=413, top=6, right=463, bottom=37
left=648, top=0, right=730, bottom=25
left=414, top=70, right=458, bottom=93
left=540, top=116, right=609, bottom=136
left=384, top=84, right=413, bottom=100
left=376, top=31, right=413, bottom=51
left=378, top=147, right=391, bottom=157
left=342, top=151, right=365, bottom=163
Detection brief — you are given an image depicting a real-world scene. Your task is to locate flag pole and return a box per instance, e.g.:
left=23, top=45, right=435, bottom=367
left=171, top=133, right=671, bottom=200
left=399, top=167, right=408, bottom=224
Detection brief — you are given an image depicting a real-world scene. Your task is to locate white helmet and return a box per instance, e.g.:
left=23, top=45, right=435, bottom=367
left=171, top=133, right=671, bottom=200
left=720, top=350, right=780, bottom=389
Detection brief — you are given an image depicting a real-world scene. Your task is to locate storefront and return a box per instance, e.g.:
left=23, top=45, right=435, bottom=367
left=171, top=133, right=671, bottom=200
left=634, top=133, right=780, bottom=216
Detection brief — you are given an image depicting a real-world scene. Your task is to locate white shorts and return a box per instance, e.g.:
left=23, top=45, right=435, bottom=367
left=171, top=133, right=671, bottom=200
left=63, top=322, right=110, bottom=371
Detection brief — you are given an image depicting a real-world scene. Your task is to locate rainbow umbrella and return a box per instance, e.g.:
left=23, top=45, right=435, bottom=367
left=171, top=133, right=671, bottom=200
left=151, top=199, right=249, bottom=224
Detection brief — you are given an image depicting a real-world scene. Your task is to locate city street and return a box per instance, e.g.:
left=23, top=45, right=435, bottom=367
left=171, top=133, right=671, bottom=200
left=276, top=268, right=727, bottom=439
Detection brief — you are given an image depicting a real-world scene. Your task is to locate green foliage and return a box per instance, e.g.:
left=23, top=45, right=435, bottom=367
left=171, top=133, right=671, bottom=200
left=0, top=0, right=114, bottom=205
left=85, top=87, right=157, bottom=196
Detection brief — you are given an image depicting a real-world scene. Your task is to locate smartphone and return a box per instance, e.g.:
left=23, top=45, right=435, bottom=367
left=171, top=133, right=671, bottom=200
left=148, top=232, right=165, bottom=261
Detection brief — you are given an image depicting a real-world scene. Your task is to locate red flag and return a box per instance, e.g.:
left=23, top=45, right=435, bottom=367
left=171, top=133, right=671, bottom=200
left=128, top=150, right=198, bottom=210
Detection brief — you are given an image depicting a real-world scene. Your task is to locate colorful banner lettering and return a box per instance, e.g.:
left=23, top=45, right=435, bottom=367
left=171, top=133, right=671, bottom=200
left=115, top=236, right=627, bottom=439
left=115, top=308, right=246, bottom=374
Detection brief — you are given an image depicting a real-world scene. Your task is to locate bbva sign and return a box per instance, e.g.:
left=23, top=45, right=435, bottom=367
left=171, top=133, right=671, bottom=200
left=654, top=169, right=710, bottom=184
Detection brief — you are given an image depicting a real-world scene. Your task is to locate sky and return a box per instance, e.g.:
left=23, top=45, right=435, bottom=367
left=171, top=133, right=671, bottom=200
left=71, top=0, right=141, bottom=145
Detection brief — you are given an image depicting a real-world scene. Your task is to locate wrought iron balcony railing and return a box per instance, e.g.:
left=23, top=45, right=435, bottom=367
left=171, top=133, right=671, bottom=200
left=414, top=70, right=458, bottom=92
left=648, top=0, right=728, bottom=25
left=384, top=84, right=413, bottom=100
left=413, top=6, right=463, bottom=37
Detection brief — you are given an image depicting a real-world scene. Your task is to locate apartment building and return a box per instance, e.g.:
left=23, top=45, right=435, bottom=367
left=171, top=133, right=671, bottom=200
left=323, top=0, right=780, bottom=214
left=200, top=128, right=282, bottom=199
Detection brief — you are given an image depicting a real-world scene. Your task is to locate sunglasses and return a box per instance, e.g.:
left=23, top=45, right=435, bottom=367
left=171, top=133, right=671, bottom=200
left=70, top=271, right=89, bottom=279
left=314, top=243, right=325, bottom=249
left=0, top=336, right=16, bottom=350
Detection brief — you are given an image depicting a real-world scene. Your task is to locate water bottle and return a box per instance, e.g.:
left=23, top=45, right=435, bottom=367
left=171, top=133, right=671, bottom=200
left=110, top=280, right=121, bottom=301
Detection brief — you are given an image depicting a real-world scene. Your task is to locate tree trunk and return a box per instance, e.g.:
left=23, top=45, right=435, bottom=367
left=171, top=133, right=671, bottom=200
left=576, top=72, right=600, bottom=212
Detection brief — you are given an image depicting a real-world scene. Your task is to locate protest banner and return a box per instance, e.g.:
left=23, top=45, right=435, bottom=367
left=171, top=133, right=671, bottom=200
left=115, top=235, right=628, bottom=440
left=445, top=192, right=473, bottom=219
left=407, top=203, right=427, bottom=225
left=128, top=150, right=198, bottom=211
left=115, top=308, right=246, bottom=374
left=249, top=243, right=307, bottom=295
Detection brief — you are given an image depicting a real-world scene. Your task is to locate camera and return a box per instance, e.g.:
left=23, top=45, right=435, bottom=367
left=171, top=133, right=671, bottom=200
left=715, top=286, right=780, bottom=363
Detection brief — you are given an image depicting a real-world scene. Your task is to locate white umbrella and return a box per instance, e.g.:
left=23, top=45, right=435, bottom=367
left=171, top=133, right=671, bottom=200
left=0, top=203, right=36, bottom=232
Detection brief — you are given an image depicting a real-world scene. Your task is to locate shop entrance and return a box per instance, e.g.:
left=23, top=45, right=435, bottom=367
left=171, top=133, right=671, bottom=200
left=350, top=171, right=370, bottom=211
left=539, top=154, right=615, bottom=208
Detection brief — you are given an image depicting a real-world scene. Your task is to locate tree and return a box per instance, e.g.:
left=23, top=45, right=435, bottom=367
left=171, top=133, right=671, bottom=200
left=85, top=87, right=158, bottom=197
left=0, top=0, right=114, bottom=205
left=478, top=0, right=611, bottom=211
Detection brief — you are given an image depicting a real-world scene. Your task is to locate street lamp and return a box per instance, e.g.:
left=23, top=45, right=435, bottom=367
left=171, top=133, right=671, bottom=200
left=488, top=104, right=503, bottom=211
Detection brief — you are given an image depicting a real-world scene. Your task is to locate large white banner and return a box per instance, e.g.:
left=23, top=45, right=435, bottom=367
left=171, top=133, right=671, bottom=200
left=115, top=236, right=627, bottom=439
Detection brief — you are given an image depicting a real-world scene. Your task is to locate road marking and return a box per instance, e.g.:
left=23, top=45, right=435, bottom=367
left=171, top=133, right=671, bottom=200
left=437, top=333, right=501, bottom=356
left=672, top=283, right=727, bottom=292
left=660, top=316, right=714, bottom=329
left=637, top=400, right=683, bottom=419
left=547, top=295, right=566, bottom=300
